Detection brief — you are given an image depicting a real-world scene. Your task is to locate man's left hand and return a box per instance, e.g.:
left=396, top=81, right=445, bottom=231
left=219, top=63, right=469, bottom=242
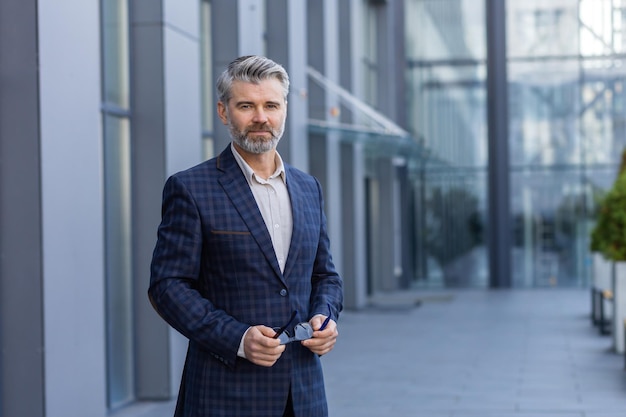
left=301, top=315, right=338, bottom=356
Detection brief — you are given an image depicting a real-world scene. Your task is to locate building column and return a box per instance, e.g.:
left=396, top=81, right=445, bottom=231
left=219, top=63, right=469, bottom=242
left=131, top=0, right=203, bottom=399
left=130, top=0, right=171, bottom=400
left=0, top=1, right=45, bottom=416
left=486, top=0, right=512, bottom=287
left=267, top=0, right=309, bottom=171
left=340, top=143, right=368, bottom=309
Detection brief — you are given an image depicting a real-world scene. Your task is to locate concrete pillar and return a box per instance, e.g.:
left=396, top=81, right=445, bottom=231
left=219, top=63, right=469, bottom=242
left=340, top=143, right=368, bottom=309
left=267, top=0, right=309, bottom=171
left=131, top=0, right=203, bottom=399
left=0, top=1, right=45, bottom=415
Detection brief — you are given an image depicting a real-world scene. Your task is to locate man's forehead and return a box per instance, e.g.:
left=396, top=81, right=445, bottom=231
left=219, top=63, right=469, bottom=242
left=230, top=79, right=285, bottom=99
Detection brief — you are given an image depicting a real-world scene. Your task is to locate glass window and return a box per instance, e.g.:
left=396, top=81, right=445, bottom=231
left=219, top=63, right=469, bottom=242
left=507, top=0, right=626, bottom=287
left=103, top=114, right=133, bottom=408
left=406, top=0, right=626, bottom=289
left=363, top=3, right=379, bottom=107
left=102, top=0, right=130, bottom=108
left=101, top=0, right=133, bottom=408
left=405, top=0, right=488, bottom=288
left=201, top=0, right=215, bottom=160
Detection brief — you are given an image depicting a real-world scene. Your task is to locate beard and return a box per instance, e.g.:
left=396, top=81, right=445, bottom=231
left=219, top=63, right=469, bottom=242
left=229, top=121, right=284, bottom=154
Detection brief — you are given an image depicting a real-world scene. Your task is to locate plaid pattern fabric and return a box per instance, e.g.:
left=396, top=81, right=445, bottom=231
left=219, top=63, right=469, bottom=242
left=149, top=145, right=343, bottom=417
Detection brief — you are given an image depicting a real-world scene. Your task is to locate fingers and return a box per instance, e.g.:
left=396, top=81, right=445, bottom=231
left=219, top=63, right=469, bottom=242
left=301, top=319, right=338, bottom=356
left=243, top=325, right=286, bottom=367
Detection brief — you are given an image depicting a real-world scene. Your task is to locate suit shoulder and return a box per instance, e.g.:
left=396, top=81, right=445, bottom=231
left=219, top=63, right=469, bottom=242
left=285, top=164, right=319, bottom=185
left=169, top=158, right=217, bottom=182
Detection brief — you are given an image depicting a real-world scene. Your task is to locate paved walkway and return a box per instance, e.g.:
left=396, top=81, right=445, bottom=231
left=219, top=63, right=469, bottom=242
left=323, top=289, right=626, bottom=417
left=117, top=289, right=626, bottom=417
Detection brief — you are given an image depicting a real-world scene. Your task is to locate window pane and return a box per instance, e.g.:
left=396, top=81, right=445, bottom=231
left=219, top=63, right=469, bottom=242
left=406, top=0, right=488, bottom=288
left=363, top=4, right=379, bottom=106
left=103, top=115, right=134, bottom=409
left=200, top=0, right=215, bottom=160
left=102, top=0, right=130, bottom=108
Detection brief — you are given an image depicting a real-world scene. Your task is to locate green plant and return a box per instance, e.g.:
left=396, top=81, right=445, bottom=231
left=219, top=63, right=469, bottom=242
left=590, top=148, right=626, bottom=261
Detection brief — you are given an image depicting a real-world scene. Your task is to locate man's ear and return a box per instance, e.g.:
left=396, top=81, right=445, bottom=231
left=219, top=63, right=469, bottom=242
left=217, top=101, right=229, bottom=125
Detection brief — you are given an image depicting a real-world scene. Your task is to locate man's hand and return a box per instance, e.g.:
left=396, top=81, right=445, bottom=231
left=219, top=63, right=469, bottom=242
left=243, top=325, right=286, bottom=367
left=301, top=315, right=338, bottom=356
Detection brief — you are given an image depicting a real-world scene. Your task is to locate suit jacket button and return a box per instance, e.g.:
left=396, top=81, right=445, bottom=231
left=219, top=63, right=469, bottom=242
left=279, top=289, right=288, bottom=297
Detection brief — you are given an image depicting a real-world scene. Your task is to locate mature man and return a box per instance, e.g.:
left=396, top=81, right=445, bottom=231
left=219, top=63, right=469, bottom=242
left=149, top=55, right=343, bottom=417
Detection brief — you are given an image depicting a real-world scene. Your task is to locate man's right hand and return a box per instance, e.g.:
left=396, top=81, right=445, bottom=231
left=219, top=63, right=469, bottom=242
left=243, top=325, right=286, bottom=367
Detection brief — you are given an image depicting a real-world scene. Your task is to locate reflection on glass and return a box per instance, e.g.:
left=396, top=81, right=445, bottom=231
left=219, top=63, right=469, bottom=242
left=103, top=115, right=133, bottom=409
left=507, top=0, right=626, bottom=287
left=200, top=0, right=215, bottom=160
left=101, top=0, right=132, bottom=408
left=404, top=0, right=626, bottom=288
left=101, top=0, right=130, bottom=108
left=363, top=3, right=379, bottom=106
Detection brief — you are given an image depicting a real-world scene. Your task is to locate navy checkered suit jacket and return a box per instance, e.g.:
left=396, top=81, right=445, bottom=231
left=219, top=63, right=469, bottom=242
left=149, top=145, right=343, bottom=417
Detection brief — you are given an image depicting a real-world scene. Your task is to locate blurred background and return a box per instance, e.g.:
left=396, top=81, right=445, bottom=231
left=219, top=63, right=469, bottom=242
left=1, top=0, right=625, bottom=416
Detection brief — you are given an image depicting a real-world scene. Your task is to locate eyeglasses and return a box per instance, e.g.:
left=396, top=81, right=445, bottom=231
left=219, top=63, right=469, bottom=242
left=273, top=303, right=332, bottom=345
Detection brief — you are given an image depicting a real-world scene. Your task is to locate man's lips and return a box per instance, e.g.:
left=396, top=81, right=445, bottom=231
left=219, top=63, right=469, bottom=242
left=248, top=129, right=273, bottom=137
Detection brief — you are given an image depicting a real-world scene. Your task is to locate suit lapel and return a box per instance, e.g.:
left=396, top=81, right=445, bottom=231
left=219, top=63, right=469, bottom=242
left=216, top=147, right=284, bottom=282
left=283, top=167, right=303, bottom=279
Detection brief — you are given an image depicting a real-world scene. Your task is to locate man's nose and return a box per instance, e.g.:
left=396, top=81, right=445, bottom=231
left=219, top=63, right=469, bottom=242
left=252, top=108, right=268, bottom=123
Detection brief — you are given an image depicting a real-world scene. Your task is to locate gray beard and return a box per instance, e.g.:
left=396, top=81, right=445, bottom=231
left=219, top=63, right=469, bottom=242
left=230, top=125, right=283, bottom=154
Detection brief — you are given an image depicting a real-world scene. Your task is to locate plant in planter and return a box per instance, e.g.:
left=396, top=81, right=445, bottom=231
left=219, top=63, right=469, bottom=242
left=590, top=149, right=626, bottom=260
left=590, top=173, right=626, bottom=261
left=589, top=147, right=626, bottom=353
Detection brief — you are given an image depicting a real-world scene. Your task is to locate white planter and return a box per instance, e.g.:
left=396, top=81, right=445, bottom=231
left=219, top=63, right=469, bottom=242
left=612, top=261, right=626, bottom=353
left=592, top=253, right=613, bottom=330
left=593, top=253, right=612, bottom=291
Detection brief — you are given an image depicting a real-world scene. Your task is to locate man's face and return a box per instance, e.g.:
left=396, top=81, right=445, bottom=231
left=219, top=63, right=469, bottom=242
left=217, top=79, right=287, bottom=154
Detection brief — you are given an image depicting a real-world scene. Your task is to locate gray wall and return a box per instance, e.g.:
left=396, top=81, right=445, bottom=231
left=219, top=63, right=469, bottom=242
left=0, top=1, right=45, bottom=416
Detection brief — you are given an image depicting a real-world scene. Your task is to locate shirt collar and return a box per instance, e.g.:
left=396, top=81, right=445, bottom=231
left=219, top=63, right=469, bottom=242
left=231, top=143, right=287, bottom=184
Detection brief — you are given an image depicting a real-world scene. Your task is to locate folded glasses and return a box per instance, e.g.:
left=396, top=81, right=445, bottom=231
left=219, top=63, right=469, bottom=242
left=273, top=303, right=332, bottom=345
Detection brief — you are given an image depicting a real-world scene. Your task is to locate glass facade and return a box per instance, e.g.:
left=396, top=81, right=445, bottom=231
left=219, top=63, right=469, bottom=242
left=508, top=0, right=626, bottom=287
left=406, top=0, right=489, bottom=288
left=101, top=0, right=134, bottom=408
left=405, top=0, right=626, bottom=288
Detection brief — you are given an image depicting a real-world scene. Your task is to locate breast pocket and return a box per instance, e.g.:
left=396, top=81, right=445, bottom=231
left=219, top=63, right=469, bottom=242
left=206, top=228, right=256, bottom=261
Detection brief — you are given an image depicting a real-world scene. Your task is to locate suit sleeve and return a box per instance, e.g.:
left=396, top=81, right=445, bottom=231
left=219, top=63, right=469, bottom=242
left=148, top=175, right=248, bottom=368
left=309, top=178, right=344, bottom=321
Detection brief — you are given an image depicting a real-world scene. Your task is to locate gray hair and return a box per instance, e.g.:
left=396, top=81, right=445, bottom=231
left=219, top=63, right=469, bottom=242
left=216, top=55, right=290, bottom=104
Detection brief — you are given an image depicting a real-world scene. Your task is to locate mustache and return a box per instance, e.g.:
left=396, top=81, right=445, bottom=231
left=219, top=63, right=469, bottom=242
left=245, top=127, right=276, bottom=137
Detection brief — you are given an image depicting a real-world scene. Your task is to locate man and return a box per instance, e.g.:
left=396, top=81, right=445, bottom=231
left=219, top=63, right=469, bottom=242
left=149, top=55, right=343, bottom=417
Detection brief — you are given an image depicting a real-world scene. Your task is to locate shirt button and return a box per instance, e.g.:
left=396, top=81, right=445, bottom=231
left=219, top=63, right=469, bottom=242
left=280, top=289, right=288, bottom=297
